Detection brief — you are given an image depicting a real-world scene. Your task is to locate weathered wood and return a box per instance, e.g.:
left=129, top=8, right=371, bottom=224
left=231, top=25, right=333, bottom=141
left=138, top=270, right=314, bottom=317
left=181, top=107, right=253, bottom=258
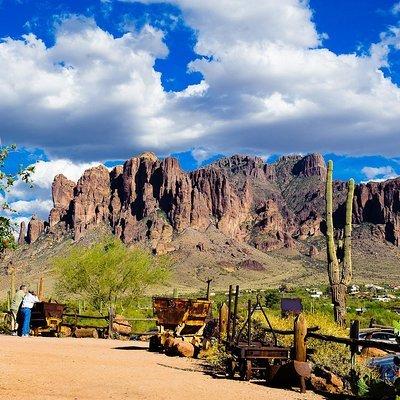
left=232, top=286, right=239, bottom=341
left=227, top=285, right=233, bottom=342
left=108, top=307, right=115, bottom=339
left=63, top=313, right=107, bottom=320
left=219, top=303, right=229, bottom=341
left=369, top=323, right=393, bottom=330
left=307, top=332, right=400, bottom=353
left=349, top=320, right=360, bottom=363
left=247, top=299, right=251, bottom=346
left=74, top=327, right=99, bottom=338
left=6, top=291, right=11, bottom=311
left=206, top=278, right=212, bottom=300
left=294, top=314, right=307, bottom=393
left=37, top=276, right=45, bottom=301
left=10, top=270, right=15, bottom=299
left=112, top=315, right=132, bottom=336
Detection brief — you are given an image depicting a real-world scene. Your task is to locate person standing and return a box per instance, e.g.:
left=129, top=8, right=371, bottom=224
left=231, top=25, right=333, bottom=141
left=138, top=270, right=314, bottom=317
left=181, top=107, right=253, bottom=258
left=10, top=285, right=27, bottom=336
left=20, top=290, right=40, bottom=337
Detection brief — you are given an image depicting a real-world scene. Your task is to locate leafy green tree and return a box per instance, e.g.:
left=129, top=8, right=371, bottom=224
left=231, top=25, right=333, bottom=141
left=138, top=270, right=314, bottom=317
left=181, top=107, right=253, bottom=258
left=0, top=217, right=16, bottom=252
left=0, top=144, right=34, bottom=252
left=264, top=289, right=281, bottom=309
left=54, top=237, right=170, bottom=311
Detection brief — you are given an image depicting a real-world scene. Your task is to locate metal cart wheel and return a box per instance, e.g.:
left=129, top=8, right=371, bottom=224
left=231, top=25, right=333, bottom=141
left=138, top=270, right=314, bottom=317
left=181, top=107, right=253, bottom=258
left=3, top=311, right=13, bottom=334
left=239, top=360, right=252, bottom=381
left=226, top=359, right=237, bottom=379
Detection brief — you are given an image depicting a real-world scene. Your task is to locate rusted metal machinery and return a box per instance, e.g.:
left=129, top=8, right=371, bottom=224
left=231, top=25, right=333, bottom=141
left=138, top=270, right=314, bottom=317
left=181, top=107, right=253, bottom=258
left=224, top=285, right=310, bottom=388
left=149, top=295, right=212, bottom=352
left=30, top=301, right=65, bottom=336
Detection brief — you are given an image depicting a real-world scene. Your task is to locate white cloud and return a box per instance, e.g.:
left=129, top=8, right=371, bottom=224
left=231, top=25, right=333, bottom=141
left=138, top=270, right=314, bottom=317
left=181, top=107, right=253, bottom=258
left=2, top=2, right=400, bottom=161
left=5, top=159, right=101, bottom=223
left=0, top=16, right=170, bottom=160
left=393, top=2, right=400, bottom=15
left=361, top=165, right=399, bottom=181
left=191, top=147, right=213, bottom=164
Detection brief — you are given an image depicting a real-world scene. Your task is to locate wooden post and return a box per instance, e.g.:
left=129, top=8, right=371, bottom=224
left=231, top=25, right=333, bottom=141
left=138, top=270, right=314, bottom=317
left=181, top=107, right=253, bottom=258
left=108, top=307, right=115, bottom=339
left=349, top=319, right=360, bottom=389
left=232, top=285, right=239, bottom=342
left=7, top=290, right=11, bottom=311
left=100, top=300, right=103, bottom=316
left=206, top=278, right=212, bottom=300
left=78, top=301, right=82, bottom=315
left=219, top=303, right=229, bottom=342
left=38, top=276, right=44, bottom=301
left=227, top=285, right=233, bottom=343
left=294, top=313, right=307, bottom=393
left=247, top=299, right=251, bottom=346
left=172, top=288, right=178, bottom=298
left=10, top=269, right=15, bottom=297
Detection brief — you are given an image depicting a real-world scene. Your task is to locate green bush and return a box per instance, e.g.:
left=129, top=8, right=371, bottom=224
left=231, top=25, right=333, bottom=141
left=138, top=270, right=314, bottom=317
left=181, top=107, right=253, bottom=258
left=53, top=236, right=170, bottom=311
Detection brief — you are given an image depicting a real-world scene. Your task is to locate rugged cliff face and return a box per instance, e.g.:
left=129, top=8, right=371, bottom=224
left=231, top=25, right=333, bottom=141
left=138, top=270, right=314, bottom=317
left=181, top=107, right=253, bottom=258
left=20, top=152, right=400, bottom=254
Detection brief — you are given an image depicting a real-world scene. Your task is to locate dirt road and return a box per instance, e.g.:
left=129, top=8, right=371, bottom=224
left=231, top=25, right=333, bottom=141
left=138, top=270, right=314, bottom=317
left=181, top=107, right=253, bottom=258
left=0, top=335, right=325, bottom=400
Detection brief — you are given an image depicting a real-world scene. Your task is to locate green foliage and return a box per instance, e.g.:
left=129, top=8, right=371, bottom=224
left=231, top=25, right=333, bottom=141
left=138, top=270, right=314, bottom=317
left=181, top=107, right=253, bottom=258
left=0, top=144, right=34, bottom=210
left=203, top=342, right=230, bottom=373
left=264, top=289, right=280, bottom=308
left=0, top=144, right=34, bottom=253
left=0, top=216, right=16, bottom=252
left=53, top=236, right=170, bottom=311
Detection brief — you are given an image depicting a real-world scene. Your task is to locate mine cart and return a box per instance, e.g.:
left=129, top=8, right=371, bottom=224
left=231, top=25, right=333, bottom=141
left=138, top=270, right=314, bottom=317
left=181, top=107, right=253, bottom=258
left=30, top=301, right=65, bottom=336
left=152, top=297, right=211, bottom=335
left=149, top=296, right=212, bottom=352
left=224, top=286, right=310, bottom=385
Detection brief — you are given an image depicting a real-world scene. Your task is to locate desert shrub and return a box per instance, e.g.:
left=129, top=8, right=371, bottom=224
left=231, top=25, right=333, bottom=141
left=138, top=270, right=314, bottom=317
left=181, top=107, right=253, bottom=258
left=264, top=290, right=281, bottom=308
left=203, top=341, right=230, bottom=373
left=53, top=236, right=170, bottom=311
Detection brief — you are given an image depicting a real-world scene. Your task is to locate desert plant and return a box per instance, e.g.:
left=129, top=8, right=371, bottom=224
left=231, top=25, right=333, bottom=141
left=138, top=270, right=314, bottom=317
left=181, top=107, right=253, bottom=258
left=325, top=160, right=355, bottom=326
left=53, top=236, right=170, bottom=311
left=0, top=144, right=34, bottom=252
left=265, top=290, right=281, bottom=308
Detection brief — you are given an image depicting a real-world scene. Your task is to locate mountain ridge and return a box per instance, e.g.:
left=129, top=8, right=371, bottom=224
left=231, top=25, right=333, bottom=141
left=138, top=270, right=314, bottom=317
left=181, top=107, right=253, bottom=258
left=16, top=151, right=400, bottom=253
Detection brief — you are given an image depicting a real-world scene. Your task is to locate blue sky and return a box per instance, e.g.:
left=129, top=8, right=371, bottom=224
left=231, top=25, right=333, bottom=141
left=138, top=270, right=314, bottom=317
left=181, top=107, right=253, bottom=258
left=2, top=0, right=400, bottom=223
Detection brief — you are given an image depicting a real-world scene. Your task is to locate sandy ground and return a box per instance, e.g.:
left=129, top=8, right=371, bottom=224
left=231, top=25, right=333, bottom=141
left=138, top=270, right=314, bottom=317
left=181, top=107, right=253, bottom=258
left=0, top=335, right=325, bottom=400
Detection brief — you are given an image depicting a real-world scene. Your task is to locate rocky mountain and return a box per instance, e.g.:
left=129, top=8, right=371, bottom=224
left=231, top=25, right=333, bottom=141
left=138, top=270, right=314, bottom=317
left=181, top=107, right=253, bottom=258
left=17, top=151, right=400, bottom=256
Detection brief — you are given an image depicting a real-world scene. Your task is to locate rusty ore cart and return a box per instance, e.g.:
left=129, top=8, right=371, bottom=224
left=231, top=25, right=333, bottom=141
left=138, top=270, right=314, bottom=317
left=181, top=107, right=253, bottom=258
left=225, top=286, right=310, bottom=386
left=30, top=301, right=65, bottom=336
left=149, top=296, right=212, bottom=351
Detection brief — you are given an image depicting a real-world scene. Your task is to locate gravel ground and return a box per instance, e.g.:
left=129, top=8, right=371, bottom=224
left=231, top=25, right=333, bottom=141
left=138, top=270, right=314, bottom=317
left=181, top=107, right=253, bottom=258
left=0, top=335, right=325, bottom=400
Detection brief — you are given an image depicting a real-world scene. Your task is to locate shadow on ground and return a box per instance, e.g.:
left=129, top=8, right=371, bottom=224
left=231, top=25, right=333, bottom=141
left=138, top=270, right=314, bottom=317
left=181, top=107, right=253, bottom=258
left=113, top=345, right=148, bottom=351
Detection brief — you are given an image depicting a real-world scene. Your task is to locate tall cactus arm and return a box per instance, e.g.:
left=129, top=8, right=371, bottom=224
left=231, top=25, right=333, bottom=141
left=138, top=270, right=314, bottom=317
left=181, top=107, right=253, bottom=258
left=326, top=160, right=339, bottom=285
left=341, top=178, right=355, bottom=285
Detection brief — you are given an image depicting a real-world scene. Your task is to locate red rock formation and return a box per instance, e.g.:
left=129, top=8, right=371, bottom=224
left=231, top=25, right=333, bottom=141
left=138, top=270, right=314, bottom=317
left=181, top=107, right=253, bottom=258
left=49, top=174, right=75, bottom=228
left=26, top=151, right=400, bottom=252
left=72, top=165, right=111, bottom=240
left=353, top=178, right=400, bottom=245
left=18, top=221, right=26, bottom=245
left=292, top=153, right=326, bottom=177
left=26, top=215, right=45, bottom=244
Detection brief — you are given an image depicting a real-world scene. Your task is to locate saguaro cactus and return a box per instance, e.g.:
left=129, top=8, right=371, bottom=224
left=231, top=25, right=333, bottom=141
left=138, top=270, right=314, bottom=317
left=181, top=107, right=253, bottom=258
left=325, top=160, right=355, bottom=326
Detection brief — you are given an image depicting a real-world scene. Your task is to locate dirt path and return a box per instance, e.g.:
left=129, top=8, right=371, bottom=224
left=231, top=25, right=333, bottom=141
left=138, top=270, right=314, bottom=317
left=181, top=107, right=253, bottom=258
left=0, top=335, right=325, bottom=400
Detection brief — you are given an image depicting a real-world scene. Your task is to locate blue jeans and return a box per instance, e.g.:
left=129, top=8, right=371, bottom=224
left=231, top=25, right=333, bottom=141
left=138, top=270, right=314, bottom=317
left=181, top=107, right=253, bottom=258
left=20, top=307, right=31, bottom=336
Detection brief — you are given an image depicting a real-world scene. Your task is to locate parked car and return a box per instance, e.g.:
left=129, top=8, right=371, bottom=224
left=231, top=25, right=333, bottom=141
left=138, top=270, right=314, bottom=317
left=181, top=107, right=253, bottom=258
left=359, top=330, right=398, bottom=344
left=369, top=354, right=400, bottom=383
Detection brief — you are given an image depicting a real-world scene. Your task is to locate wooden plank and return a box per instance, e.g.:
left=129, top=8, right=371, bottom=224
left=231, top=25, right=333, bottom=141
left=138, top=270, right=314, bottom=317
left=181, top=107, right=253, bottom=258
left=63, top=313, right=107, bottom=320
left=307, top=332, right=400, bottom=352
